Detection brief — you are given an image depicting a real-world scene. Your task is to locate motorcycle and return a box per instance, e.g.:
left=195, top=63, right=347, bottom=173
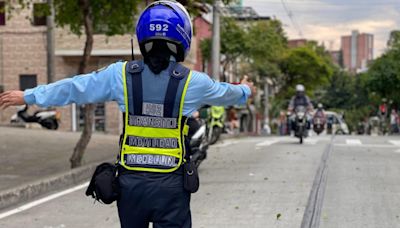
left=207, top=106, right=225, bottom=145
left=294, top=105, right=308, bottom=144
left=313, top=114, right=325, bottom=135
left=187, top=118, right=209, bottom=168
left=11, top=105, right=60, bottom=130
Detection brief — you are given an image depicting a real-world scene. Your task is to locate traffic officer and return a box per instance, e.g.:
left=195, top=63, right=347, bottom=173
left=0, top=1, right=253, bottom=227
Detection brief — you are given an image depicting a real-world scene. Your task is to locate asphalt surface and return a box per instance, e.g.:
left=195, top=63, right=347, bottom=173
left=320, top=136, right=400, bottom=228
left=1, top=134, right=400, bottom=228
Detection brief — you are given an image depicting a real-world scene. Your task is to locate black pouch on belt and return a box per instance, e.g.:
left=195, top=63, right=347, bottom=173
left=85, top=162, right=120, bottom=204
left=183, top=161, right=200, bottom=193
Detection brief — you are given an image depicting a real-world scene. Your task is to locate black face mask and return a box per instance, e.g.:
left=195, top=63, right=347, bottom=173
left=144, top=41, right=172, bottom=74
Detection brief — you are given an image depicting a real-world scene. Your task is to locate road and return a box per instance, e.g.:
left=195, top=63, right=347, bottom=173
left=1, top=135, right=400, bottom=228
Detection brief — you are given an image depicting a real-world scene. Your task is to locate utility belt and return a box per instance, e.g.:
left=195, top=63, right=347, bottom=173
left=86, top=159, right=199, bottom=205
left=118, top=161, right=198, bottom=193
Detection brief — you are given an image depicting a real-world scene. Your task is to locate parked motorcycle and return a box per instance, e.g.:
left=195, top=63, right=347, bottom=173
left=11, top=105, right=60, bottom=130
left=187, top=118, right=209, bottom=168
left=294, top=105, right=308, bottom=144
left=207, top=106, right=225, bottom=145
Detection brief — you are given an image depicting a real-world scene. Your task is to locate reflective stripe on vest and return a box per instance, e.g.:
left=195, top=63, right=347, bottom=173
left=120, top=60, right=191, bottom=173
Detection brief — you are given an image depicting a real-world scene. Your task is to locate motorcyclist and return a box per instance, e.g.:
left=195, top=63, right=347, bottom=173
left=288, top=84, right=314, bottom=131
left=313, top=103, right=326, bottom=124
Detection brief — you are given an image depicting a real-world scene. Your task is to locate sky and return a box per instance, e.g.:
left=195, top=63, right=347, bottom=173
left=242, top=0, right=400, bottom=57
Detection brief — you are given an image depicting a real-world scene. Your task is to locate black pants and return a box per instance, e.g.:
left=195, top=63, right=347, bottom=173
left=117, top=170, right=191, bottom=228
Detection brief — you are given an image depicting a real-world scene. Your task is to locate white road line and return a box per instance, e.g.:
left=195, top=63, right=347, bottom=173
left=255, top=139, right=280, bottom=147
left=388, top=140, right=400, bottom=146
left=0, top=182, right=89, bottom=220
left=213, top=140, right=238, bottom=148
left=346, top=139, right=362, bottom=145
left=334, top=144, right=397, bottom=148
left=305, top=139, right=318, bottom=145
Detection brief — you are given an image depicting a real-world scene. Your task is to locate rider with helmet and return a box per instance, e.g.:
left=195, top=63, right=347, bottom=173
left=0, top=1, right=254, bottom=227
left=314, top=103, right=326, bottom=120
left=287, top=84, right=314, bottom=131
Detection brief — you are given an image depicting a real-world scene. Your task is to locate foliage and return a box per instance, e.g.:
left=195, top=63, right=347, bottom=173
left=54, top=0, right=138, bottom=36
left=245, top=20, right=287, bottom=79
left=200, top=18, right=287, bottom=82
left=279, top=45, right=333, bottom=98
left=365, top=50, right=400, bottom=105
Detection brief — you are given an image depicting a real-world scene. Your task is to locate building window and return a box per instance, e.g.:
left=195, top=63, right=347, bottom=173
left=19, top=75, right=37, bottom=91
left=33, top=3, right=47, bottom=26
left=78, top=103, right=106, bottom=132
left=0, top=1, right=5, bottom=26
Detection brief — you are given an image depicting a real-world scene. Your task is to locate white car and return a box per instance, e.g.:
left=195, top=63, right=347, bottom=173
left=324, top=111, right=350, bottom=135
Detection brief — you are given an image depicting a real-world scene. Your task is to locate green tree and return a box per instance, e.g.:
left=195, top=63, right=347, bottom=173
left=366, top=51, right=400, bottom=105
left=200, top=17, right=247, bottom=81
left=387, top=30, right=400, bottom=50
left=245, top=19, right=287, bottom=79
left=279, top=45, right=333, bottom=98
left=365, top=30, right=400, bottom=106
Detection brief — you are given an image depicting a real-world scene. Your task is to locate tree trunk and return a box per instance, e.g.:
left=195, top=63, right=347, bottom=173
left=70, top=0, right=94, bottom=168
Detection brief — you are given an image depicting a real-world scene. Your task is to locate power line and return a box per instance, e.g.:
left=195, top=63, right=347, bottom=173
left=280, top=0, right=304, bottom=37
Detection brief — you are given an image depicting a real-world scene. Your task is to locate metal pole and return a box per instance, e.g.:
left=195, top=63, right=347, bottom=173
left=46, top=0, right=55, bottom=83
left=211, top=0, right=221, bottom=81
left=263, top=80, right=271, bottom=134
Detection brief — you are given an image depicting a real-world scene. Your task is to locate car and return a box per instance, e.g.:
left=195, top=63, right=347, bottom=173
left=324, top=111, right=350, bottom=135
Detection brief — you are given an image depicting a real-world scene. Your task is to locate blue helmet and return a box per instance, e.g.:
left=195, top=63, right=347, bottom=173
left=136, top=1, right=193, bottom=62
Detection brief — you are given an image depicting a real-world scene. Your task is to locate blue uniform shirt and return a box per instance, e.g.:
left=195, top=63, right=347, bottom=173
left=23, top=61, right=251, bottom=116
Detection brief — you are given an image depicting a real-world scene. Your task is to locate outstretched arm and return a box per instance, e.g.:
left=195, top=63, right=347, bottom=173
left=0, top=62, right=125, bottom=110
left=183, top=71, right=254, bottom=115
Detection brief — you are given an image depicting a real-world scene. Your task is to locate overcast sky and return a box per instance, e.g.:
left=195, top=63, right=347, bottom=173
left=242, top=0, right=400, bottom=57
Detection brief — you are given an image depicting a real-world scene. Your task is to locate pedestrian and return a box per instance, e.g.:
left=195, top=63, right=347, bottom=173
left=390, top=109, right=399, bottom=134
left=0, top=1, right=254, bottom=228
left=227, top=106, right=239, bottom=134
left=279, top=110, right=287, bottom=135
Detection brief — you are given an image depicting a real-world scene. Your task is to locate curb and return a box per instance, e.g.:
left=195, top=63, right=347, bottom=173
left=0, top=163, right=100, bottom=211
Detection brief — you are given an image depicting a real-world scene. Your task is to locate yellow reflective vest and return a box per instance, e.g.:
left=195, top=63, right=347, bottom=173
left=119, top=60, right=192, bottom=173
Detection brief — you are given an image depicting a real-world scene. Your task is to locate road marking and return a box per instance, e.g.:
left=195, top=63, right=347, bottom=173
left=213, top=140, right=238, bottom=148
left=255, top=139, right=280, bottom=147
left=388, top=140, right=400, bottom=146
left=346, top=139, right=362, bottom=145
left=335, top=144, right=397, bottom=148
left=0, top=182, right=89, bottom=220
left=305, top=138, right=318, bottom=145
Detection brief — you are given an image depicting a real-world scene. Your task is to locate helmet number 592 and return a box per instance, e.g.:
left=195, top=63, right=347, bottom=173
left=149, top=24, right=169, bottom=32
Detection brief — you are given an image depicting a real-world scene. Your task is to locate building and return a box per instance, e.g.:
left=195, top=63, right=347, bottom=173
left=288, top=39, right=307, bottom=48
left=193, top=15, right=212, bottom=76
left=328, top=50, right=342, bottom=67
left=0, top=1, right=197, bottom=134
left=341, top=30, right=374, bottom=73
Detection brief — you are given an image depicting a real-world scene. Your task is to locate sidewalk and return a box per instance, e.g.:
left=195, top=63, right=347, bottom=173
left=0, top=126, right=119, bottom=209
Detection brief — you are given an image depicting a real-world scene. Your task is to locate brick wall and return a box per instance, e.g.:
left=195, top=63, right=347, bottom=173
left=0, top=2, right=47, bottom=124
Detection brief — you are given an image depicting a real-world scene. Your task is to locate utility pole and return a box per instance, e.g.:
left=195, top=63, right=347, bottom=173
left=211, top=0, right=221, bottom=81
left=46, top=0, right=55, bottom=83
left=263, top=79, right=271, bottom=135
